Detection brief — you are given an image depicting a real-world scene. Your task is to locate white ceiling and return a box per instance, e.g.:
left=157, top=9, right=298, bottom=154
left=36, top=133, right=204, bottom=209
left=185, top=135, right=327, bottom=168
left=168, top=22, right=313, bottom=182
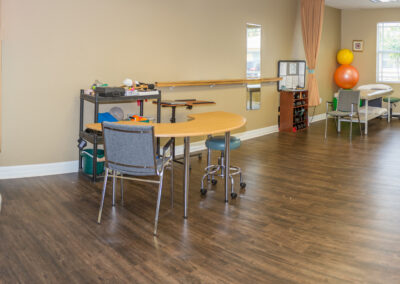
left=325, top=0, right=400, bottom=10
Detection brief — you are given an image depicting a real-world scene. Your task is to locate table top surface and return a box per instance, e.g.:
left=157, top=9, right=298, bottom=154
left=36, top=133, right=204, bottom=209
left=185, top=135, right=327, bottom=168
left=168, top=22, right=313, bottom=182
left=86, top=111, right=246, bottom=138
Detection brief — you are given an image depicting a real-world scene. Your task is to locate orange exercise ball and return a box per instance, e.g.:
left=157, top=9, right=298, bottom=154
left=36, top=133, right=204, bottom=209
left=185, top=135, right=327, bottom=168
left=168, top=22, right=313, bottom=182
left=334, top=65, right=359, bottom=89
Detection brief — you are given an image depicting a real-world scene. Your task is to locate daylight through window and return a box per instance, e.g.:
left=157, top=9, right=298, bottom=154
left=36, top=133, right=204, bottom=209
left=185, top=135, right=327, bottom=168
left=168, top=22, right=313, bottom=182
left=377, top=22, right=400, bottom=83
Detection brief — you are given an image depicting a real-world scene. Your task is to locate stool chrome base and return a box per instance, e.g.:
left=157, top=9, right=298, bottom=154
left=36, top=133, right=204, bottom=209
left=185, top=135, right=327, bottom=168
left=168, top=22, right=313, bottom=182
left=200, top=151, right=246, bottom=199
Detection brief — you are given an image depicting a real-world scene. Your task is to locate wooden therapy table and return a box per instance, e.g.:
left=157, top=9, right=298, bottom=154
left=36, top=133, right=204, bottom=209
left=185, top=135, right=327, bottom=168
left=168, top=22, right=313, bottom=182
left=86, top=111, right=247, bottom=218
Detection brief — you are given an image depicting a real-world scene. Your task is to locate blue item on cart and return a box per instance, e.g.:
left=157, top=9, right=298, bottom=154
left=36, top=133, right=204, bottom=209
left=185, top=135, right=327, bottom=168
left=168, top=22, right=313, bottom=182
left=98, top=112, right=118, bottom=123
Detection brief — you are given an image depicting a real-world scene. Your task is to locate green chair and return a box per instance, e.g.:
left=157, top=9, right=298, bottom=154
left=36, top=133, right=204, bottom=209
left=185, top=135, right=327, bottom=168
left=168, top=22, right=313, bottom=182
left=383, top=97, right=400, bottom=119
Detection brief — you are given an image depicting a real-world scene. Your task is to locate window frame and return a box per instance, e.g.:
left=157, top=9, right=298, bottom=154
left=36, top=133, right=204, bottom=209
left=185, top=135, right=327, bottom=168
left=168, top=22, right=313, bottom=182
left=376, top=21, right=400, bottom=84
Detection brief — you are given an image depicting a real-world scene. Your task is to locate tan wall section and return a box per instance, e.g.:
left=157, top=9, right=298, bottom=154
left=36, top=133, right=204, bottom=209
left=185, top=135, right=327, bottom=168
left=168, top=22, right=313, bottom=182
left=342, top=9, right=400, bottom=109
left=314, top=5, right=342, bottom=116
left=0, top=0, right=340, bottom=166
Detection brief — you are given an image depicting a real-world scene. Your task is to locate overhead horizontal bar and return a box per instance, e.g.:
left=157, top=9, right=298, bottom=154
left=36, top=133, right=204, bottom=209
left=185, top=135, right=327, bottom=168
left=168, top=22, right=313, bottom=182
left=155, top=77, right=282, bottom=88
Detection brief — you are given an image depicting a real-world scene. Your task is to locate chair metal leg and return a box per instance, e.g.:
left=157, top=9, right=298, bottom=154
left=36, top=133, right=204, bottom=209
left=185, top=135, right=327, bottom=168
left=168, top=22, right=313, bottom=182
left=230, top=174, right=235, bottom=194
left=112, top=171, right=116, bottom=206
left=154, top=173, right=164, bottom=236
left=120, top=174, right=124, bottom=204
left=358, top=113, right=362, bottom=136
left=201, top=172, right=209, bottom=191
left=324, top=115, right=328, bottom=139
left=97, top=168, right=109, bottom=224
left=350, top=117, right=353, bottom=141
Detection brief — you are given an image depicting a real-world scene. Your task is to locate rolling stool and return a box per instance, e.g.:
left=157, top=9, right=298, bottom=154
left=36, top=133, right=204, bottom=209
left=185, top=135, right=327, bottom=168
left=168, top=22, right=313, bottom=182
left=200, top=135, right=246, bottom=199
left=384, top=97, right=400, bottom=119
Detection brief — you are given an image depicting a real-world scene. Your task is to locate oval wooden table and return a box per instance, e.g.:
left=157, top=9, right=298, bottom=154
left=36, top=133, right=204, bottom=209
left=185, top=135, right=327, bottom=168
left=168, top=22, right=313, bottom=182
left=86, top=111, right=247, bottom=218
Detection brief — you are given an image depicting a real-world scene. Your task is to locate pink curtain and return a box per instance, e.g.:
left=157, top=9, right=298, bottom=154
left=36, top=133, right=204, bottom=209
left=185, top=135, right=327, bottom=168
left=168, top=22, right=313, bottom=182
left=300, top=0, right=325, bottom=107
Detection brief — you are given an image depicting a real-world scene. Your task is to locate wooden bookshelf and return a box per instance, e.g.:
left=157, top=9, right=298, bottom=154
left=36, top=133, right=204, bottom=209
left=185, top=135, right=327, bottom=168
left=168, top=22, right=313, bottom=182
left=279, top=90, right=308, bottom=132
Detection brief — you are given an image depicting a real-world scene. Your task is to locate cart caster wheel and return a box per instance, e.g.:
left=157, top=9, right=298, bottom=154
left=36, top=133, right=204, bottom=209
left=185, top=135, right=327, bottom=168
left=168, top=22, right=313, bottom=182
left=240, top=182, right=246, bottom=189
left=231, top=192, right=238, bottom=199
left=211, top=179, right=218, bottom=185
left=200, top=188, right=207, bottom=196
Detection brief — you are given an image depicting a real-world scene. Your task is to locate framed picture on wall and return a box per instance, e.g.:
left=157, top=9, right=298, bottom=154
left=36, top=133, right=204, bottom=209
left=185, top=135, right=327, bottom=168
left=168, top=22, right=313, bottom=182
left=353, top=40, right=364, bottom=52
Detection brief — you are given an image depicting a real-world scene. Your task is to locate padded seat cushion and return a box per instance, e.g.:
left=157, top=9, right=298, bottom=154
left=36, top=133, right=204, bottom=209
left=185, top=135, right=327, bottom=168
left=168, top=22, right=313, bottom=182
left=327, top=110, right=358, bottom=117
left=205, top=136, right=241, bottom=151
left=383, top=97, right=400, bottom=103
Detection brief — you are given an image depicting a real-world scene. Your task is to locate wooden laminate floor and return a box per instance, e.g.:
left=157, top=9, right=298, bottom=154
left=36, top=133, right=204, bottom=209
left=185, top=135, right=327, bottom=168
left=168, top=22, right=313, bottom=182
left=1, top=119, right=400, bottom=283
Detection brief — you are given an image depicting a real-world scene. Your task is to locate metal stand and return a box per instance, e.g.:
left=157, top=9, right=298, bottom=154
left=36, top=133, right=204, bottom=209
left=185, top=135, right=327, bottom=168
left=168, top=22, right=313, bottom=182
left=168, top=105, right=202, bottom=165
left=78, top=90, right=162, bottom=182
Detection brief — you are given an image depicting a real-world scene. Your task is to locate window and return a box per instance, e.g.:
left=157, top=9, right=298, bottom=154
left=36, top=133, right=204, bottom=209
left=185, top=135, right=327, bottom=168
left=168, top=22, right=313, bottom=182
left=246, top=24, right=261, bottom=79
left=377, top=22, right=400, bottom=83
left=246, top=24, right=261, bottom=110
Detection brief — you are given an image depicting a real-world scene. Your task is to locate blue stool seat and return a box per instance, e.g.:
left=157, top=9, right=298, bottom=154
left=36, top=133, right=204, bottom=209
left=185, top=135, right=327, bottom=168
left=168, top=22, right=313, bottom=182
left=205, top=136, right=241, bottom=151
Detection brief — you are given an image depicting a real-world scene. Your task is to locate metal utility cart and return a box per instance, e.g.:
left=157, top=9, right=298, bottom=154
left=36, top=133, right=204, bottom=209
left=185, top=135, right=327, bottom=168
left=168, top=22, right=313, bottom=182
left=78, top=89, right=162, bottom=181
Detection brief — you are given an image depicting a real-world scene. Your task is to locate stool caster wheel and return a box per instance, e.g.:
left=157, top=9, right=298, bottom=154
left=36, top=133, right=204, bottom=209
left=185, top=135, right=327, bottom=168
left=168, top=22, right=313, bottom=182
left=240, top=182, right=246, bottom=189
left=200, top=188, right=207, bottom=196
left=231, top=192, right=237, bottom=199
left=211, top=179, right=217, bottom=185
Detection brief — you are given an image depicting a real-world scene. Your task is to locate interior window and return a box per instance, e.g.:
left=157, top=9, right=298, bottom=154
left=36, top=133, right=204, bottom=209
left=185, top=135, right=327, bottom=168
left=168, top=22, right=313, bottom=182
left=246, top=24, right=261, bottom=110
left=377, top=22, right=400, bottom=83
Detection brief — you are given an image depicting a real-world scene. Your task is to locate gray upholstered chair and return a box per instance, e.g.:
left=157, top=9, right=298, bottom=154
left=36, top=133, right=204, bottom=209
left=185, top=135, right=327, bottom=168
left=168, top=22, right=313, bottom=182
left=98, top=122, right=173, bottom=236
left=325, top=89, right=363, bottom=141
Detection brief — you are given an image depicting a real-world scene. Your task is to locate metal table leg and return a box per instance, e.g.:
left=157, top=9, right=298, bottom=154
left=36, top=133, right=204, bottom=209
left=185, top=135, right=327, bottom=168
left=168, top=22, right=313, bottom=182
left=183, top=136, right=190, bottom=218
left=79, top=96, right=84, bottom=169
left=93, top=99, right=99, bottom=182
left=156, top=96, right=161, bottom=155
left=365, top=99, right=368, bottom=135
left=139, top=100, right=144, bottom=116
left=387, top=97, right=391, bottom=123
left=92, top=135, right=97, bottom=182
left=224, top=132, right=230, bottom=202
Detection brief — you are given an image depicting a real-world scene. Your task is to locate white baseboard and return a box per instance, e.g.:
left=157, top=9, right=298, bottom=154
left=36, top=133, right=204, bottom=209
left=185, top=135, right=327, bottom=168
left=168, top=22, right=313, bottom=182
left=0, top=114, right=324, bottom=179
left=0, top=161, right=79, bottom=179
left=310, top=113, right=326, bottom=123
left=173, top=124, right=279, bottom=156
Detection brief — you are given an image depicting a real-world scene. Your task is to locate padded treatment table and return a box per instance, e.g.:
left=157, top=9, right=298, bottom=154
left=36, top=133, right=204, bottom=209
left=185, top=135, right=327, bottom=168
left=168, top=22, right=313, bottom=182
left=334, top=87, right=393, bottom=135
left=86, top=111, right=246, bottom=219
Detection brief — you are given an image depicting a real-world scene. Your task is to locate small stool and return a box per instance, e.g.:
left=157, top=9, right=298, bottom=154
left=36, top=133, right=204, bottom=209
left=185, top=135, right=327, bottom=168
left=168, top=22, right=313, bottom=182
left=200, top=136, right=246, bottom=199
left=384, top=97, right=400, bottom=119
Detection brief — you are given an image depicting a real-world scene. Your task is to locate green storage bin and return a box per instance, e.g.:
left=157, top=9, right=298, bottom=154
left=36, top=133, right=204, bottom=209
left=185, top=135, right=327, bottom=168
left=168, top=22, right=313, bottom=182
left=81, top=149, right=105, bottom=175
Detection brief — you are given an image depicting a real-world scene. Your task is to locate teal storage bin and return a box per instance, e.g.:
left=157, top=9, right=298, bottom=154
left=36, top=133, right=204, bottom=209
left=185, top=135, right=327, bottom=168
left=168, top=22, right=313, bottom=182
left=81, top=149, right=105, bottom=175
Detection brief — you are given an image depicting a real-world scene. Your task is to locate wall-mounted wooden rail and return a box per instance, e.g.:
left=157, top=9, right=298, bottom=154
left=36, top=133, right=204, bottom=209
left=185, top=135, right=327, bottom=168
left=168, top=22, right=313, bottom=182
left=155, top=77, right=282, bottom=88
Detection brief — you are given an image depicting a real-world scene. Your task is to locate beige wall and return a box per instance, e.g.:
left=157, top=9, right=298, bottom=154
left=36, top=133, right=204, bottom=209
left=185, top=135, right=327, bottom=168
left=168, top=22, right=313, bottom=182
left=315, top=5, right=342, bottom=116
left=0, top=0, right=340, bottom=167
left=342, top=8, right=400, bottom=109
